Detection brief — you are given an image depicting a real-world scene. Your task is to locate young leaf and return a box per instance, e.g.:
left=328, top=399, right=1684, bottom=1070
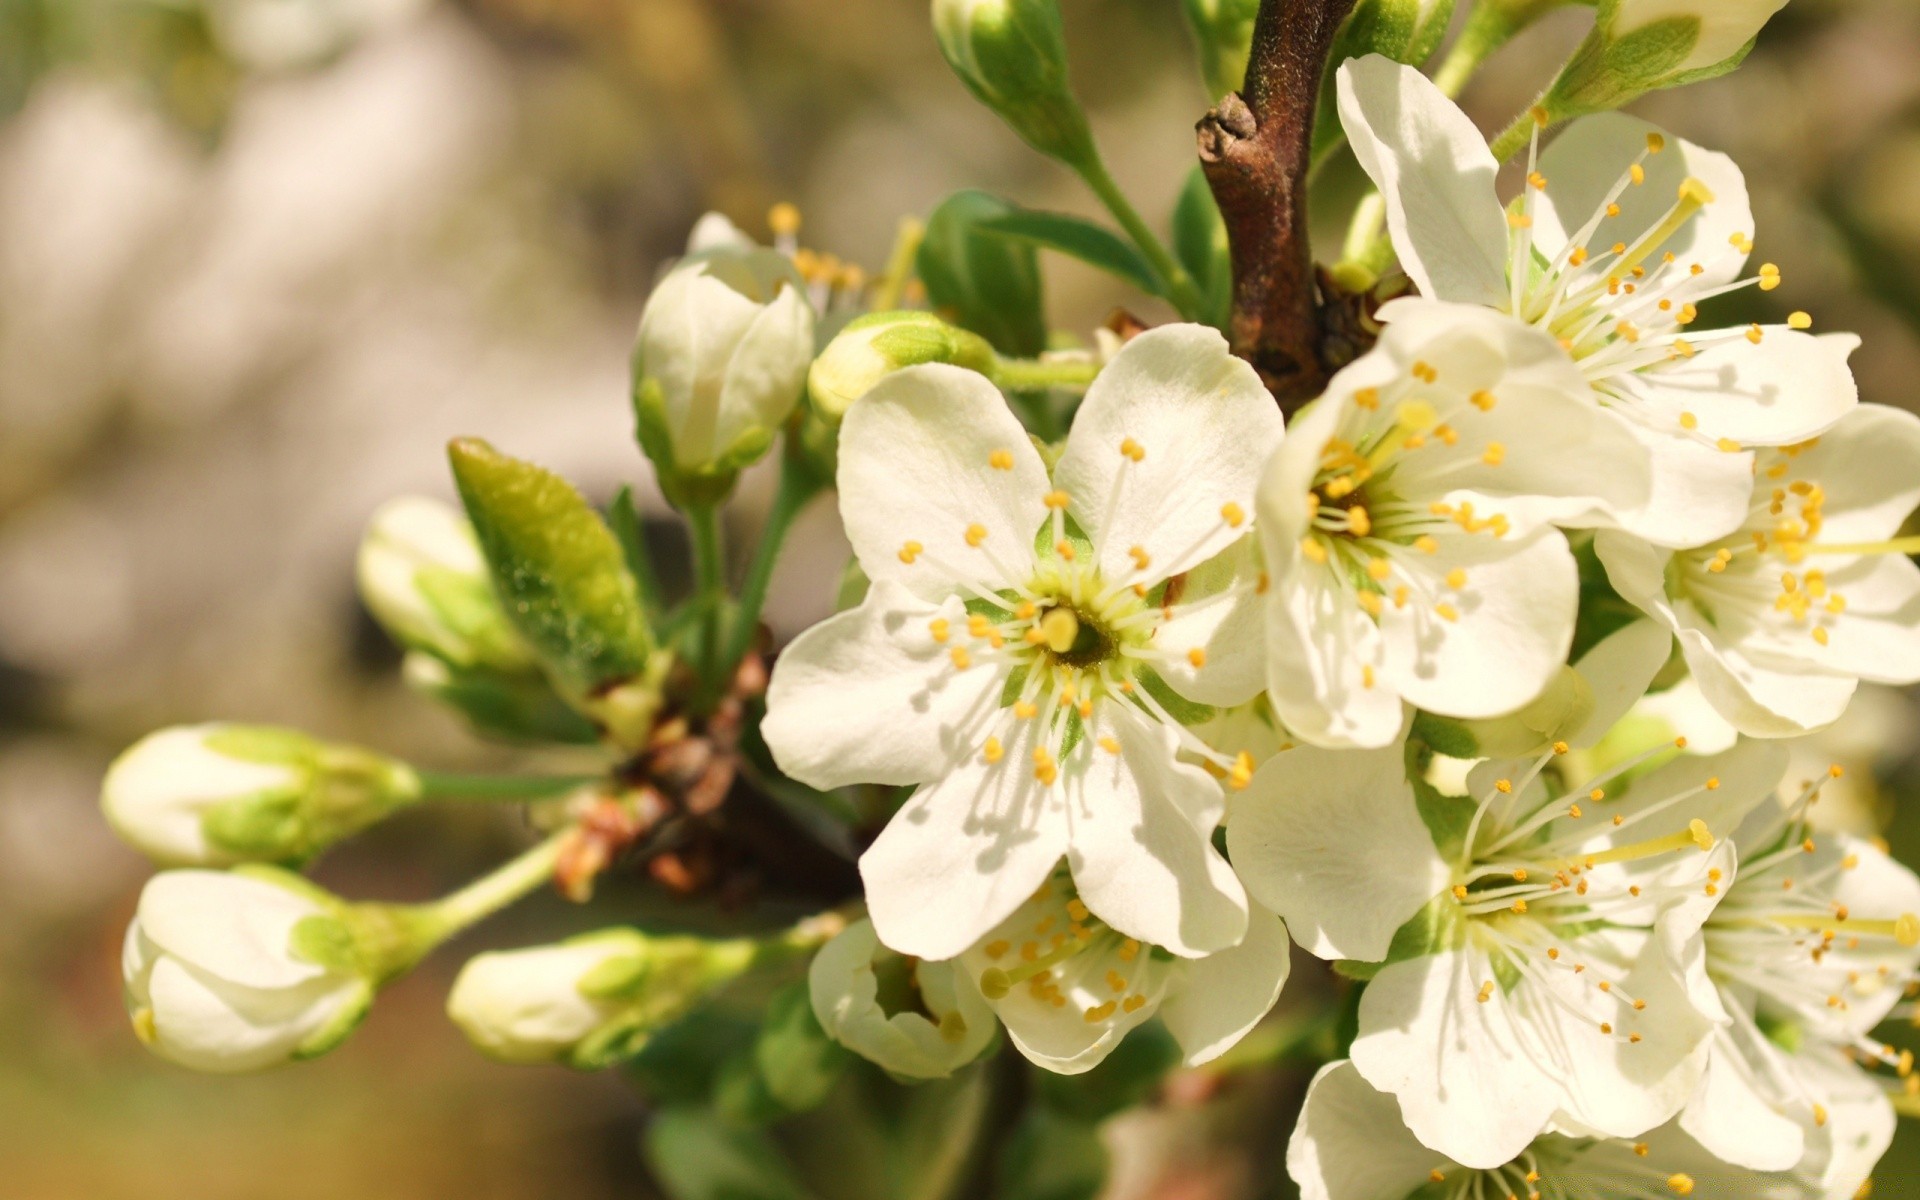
left=976, top=208, right=1164, bottom=297
left=1171, top=167, right=1232, bottom=332
left=918, top=190, right=1049, bottom=357
left=447, top=439, right=654, bottom=704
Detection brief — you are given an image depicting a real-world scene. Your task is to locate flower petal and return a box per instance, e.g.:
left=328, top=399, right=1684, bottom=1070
left=1797, top=1049, right=1896, bottom=1200
left=1534, top=114, right=1753, bottom=291
left=1681, top=1023, right=1806, bottom=1172
left=859, top=714, right=1071, bottom=961
left=1336, top=56, right=1508, bottom=309
left=1159, top=902, right=1291, bottom=1066
left=1606, top=418, right=1755, bottom=549
left=145, top=955, right=353, bottom=1074
left=1613, top=327, right=1855, bottom=447
left=763, top=582, right=1003, bottom=790
left=838, top=363, right=1050, bottom=600
left=1287, top=1061, right=1454, bottom=1200
left=1569, top=618, right=1673, bottom=747
left=714, top=280, right=813, bottom=449
left=1376, top=526, right=1578, bottom=721
left=136, top=871, right=329, bottom=990
left=1151, top=535, right=1267, bottom=708
left=1052, top=324, right=1282, bottom=586
left=1263, top=569, right=1405, bottom=749
left=1065, top=702, right=1247, bottom=956
left=1351, top=947, right=1561, bottom=1168
left=1228, top=742, right=1447, bottom=963
left=1775, top=402, right=1920, bottom=544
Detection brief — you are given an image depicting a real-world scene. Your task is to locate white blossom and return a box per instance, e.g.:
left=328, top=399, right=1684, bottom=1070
left=1231, top=732, right=1784, bottom=1166
left=1289, top=1059, right=1828, bottom=1200
left=1338, top=55, right=1855, bottom=548
left=122, top=870, right=372, bottom=1073
left=808, top=918, right=996, bottom=1080
left=764, top=324, right=1283, bottom=960
left=1256, top=298, right=1651, bottom=749
left=356, top=495, right=531, bottom=671
left=956, top=863, right=1289, bottom=1074
left=447, top=932, right=644, bottom=1067
left=1604, top=0, right=1792, bottom=75
left=1597, top=404, right=1920, bottom=737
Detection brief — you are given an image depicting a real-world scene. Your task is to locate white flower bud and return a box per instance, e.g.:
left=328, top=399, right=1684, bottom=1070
left=931, top=0, right=1094, bottom=166
left=808, top=919, right=995, bottom=1080
left=807, top=311, right=997, bottom=423
left=633, top=240, right=815, bottom=501
left=102, top=724, right=420, bottom=867
left=356, top=496, right=533, bottom=672
left=447, top=932, right=640, bottom=1066
left=122, top=870, right=375, bottom=1074
left=1605, top=0, right=1788, bottom=74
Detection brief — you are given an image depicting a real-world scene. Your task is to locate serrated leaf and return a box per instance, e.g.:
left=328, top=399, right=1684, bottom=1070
left=918, top=191, right=1049, bottom=358
left=448, top=439, right=653, bottom=704
left=977, top=209, right=1164, bottom=297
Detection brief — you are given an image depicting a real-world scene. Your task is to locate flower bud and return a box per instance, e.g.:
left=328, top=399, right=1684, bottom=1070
left=1605, top=0, right=1786, bottom=74
left=807, top=311, right=997, bottom=424
left=400, top=652, right=601, bottom=745
left=1545, top=0, right=1783, bottom=117
left=808, top=918, right=995, bottom=1080
left=357, top=496, right=534, bottom=673
left=633, top=241, right=815, bottom=505
left=122, top=869, right=380, bottom=1073
left=102, top=724, right=420, bottom=867
left=931, top=0, right=1095, bottom=167
left=448, top=928, right=761, bottom=1069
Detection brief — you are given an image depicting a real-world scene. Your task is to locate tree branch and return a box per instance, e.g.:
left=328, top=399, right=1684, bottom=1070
left=1196, top=0, right=1357, bottom=410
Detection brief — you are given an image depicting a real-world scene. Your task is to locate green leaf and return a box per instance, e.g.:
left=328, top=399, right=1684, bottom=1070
left=609, top=486, right=667, bottom=626
left=447, top=438, right=654, bottom=703
left=1171, top=167, right=1232, bottom=332
left=976, top=208, right=1164, bottom=297
left=644, top=1108, right=815, bottom=1200
left=754, top=982, right=851, bottom=1114
left=626, top=1008, right=763, bottom=1105
left=998, top=1108, right=1108, bottom=1200
left=918, top=191, right=1049, bottom=358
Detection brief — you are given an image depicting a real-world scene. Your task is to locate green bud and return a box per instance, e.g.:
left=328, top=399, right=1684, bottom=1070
left=1314, top=0, right=1456, bottom=158
left=356, top=496, right=535, bottom=673
left=1180, top=0, right=1259, bottom=98
left=931, top=0, right=1095, bottom=167
left=808, top=311, right=997, bottom=423
left=448, top=928, right=765, bottom=1070
left=102, top=724, right=420, bottom=867
left=1544, top=0, right=1777, bottom=117
left=447, top=438, right=666, bottom=747
left=400, top=652, right=601, bottom=745
left=917, top=190, right=1048, bottom=358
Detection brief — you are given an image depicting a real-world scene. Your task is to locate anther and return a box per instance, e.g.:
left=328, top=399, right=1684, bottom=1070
left=1040, top=607, right=1079, bottom=654
left=965, top=523, right=988, bottom=547
left=1044, top=490, right=1071, bottom=510
left=1220, top=501, right=1246, bottom=528
left=989, top=449, right=1014, bottom=471
left=1120, top=437, right=1145, bottom=462
left=899, top=540, right=923, bottom=564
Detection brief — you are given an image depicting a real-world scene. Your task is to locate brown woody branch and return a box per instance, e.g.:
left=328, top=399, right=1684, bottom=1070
left=1197, top=0, right=1357, bottom=410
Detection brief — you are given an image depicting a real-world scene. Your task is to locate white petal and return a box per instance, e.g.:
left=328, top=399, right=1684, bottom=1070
left=1535, top=114, right=1753, bottom=291
left=763, top=583, right=1003, bottom=790
left=838, top=363, right=1050, bottom=601
left=1776, top=402, right=1920, bottom=544
left=1052, top=323, right=1282, bottom=585
left=1228, top=743, right=1446, bottom=963
left=1733, top=553, right=1920, bottom=686
left=136, top=871, right=329, bottom=990
left=1335, top=57, right=1507, bottom=309
left=1569, top=618, right=1673, bottom=747
left=1287, top=1061, right=1453, bottom=1200
left=1797, top=1050, right=1896, bottom=1199
left=859, top=714, right=1071, bottom=961
left=809, top=919, right=994, bottom=1079
left=1065, top=703, right=1247, bottom=956
left=1635, top=677, right=1741, bottom=754
left=1263, top=568, right=1404, bottom=751
left=1607, top=0, right=1790, bottom=74
left=1682, top=1023, right=1806, bottom=1171
left=1605, top=418, right=1755, bottom=549
left=1151, top=535, right=1267, bottom=708
left=1351, top=948, right=1561, bottom=1169
left=1614, top=327, right=1855, bottom=446
left=1160, top=903, right=1291, bottom=1066
left=714, top=280, right=812, bottom=450
left=145, top=955, right=351, bottom=1074
left=1377, top=526, right=1578, bottom=721
left=1680, top=624, right=1856, bottom=738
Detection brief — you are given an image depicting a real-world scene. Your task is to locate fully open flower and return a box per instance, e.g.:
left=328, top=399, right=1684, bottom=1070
left=1679, top=781, right=1920, bottom=1190
left=809, top=917, right=996, bottom=1080
left=955, top=862, right=1289, bottom=1074
left=764, top=324, right=1282, bottom=961
left=1257, top=298, right=1650, bottom=749
left=1597, top=403, right=1920, bottom=737
left=1231, top=733, right=1785, bottom=1166
left=1339, top=55, right=1855, bottom=548
left=1289, top=1059, right=1828, bottom=1200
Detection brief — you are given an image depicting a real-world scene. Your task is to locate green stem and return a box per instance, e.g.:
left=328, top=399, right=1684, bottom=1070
left=685, top=503, right=728, bottom=701
left=717, top=457, right=827, bottom=680
left=1074, top=153, right=1205, bottom=319
left=992, top=356, right=1101, bottom=391
left=415, top=771, right=595, bottom=802
left=414, top=829, right=573, bottom=944
left=1489, top=108, right=1538, bottom=164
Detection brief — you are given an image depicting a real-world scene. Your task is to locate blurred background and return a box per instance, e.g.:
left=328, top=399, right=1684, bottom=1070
left=3, top=0, right=1920, bottom=1196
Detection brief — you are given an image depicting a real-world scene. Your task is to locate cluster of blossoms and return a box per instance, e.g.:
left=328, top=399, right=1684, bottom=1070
left=95, top=0, right=1920, bottom=1195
